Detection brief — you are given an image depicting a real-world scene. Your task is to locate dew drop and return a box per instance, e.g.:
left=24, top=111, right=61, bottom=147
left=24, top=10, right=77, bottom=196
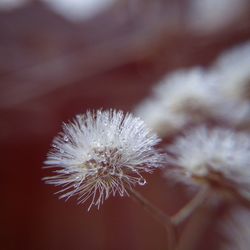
left=138, top=178, right=146, bottom=186
left=63, top=135, right=69, bottom=142
left=59, top=148, right=64, bottom=153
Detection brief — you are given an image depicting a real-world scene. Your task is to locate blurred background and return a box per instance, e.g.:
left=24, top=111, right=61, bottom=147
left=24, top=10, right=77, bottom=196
left=1, top=0, right=250, bottom=250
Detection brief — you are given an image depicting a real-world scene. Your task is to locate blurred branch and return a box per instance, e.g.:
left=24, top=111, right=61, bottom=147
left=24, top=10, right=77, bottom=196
left=128, top=188, right=177, bottom=250
left=172, top=186, right=209, bottom=225
left=176, top=190, right=222, bottom=250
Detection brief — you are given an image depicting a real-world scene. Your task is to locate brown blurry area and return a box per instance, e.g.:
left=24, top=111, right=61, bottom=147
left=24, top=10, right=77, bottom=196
left=1, top=1, right=250, bottom=250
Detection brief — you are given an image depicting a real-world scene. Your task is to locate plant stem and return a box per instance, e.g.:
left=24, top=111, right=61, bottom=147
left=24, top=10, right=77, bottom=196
left=128, top=188, right=177, bottom=250
left=171, top=186, right=209, bottom=225
left=176, top=190, right=222, bottom=250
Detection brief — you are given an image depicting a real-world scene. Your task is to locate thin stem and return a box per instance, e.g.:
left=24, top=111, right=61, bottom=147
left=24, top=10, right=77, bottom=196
left=128, top=188, right=177, bottom=250
left=176, top=190, right=222, bottom=250
left=171, top=186, right=209, bottom=225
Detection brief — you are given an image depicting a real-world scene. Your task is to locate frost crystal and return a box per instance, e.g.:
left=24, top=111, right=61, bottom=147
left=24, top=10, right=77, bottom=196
left=166, top=127, right=250, bottom=197
left=44, top=110, right=162, bottom=210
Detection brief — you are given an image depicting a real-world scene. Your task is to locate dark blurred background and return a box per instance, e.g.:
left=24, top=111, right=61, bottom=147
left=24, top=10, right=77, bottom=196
left=1, top=0, right=250, bottom=250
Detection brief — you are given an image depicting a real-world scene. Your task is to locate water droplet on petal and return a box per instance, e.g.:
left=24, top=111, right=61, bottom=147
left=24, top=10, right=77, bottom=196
left=138, top=178, right=146, bottom=186
left=60, top=148, right=64, bottom=153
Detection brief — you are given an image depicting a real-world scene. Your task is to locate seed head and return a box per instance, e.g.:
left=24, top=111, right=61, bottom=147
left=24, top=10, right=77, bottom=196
left=135, top=68, right=218, bottom=136
left=166, top=127, right=250, bottom=197
left=44, top=110, right=162, bottom=210
left=212, top=41, right=250, bottom=102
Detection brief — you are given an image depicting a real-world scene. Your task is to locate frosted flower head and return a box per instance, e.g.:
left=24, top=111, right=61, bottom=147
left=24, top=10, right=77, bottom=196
left=135, top=68, right=218, bottom=136
left=211, top=41, right=250, bottom=102
left=153, top=67, right=217, bottom=121
left=207, top=42, right=250, bottom=126
left=166, top=127, right=250, bottom=197
left=154, top=67, right=213, bottom=107
left=134, top=99, right=188, bottom=137
left=44, top=110, right=162, bottom=210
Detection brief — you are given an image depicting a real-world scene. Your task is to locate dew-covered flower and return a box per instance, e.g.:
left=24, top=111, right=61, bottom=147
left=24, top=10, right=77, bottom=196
left=221, top=207, right=250, bottom=250
left=44, top=109, right=162, bottom=210
left=166, top=126, right=250, bottom=197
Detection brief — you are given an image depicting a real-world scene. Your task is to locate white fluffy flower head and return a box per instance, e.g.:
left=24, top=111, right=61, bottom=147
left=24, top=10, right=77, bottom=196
left=212, top=41, right=250, bottom=102
left=166, top=127, right=250, bottom=196
left=44, top=109, right=162, bottom=210
left=135, top=68, right=218, bottom=136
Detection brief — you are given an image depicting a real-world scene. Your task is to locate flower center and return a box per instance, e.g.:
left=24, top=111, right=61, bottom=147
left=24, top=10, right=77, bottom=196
left=84, top=147, right=123, bottom=177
